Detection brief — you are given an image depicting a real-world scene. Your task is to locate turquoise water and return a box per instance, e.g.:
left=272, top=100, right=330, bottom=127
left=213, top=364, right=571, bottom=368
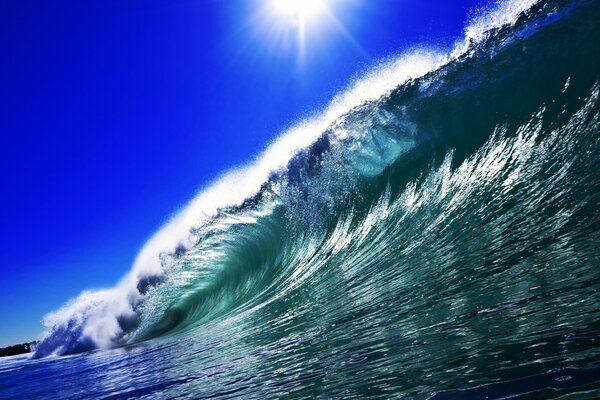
left=2, top=0, right=600, bottom=398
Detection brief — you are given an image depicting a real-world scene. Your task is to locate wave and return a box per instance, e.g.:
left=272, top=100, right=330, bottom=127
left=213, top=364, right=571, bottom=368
left=33, top=0, right=600, bottom=359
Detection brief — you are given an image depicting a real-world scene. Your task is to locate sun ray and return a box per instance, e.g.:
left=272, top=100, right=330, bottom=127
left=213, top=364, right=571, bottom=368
left=249, top=0, right=364, bottom=66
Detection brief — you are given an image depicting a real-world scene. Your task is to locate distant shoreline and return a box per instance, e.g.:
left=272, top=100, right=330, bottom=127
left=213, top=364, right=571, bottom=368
left=0, top=342, right=38, bottom=358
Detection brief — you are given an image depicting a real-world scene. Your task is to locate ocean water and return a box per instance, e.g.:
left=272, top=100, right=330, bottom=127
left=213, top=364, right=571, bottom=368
left=2, top=0, right=600, bottom=398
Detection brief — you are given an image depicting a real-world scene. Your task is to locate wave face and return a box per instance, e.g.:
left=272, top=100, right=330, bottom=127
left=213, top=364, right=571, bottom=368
left=21, top=0, right=600, bottom=397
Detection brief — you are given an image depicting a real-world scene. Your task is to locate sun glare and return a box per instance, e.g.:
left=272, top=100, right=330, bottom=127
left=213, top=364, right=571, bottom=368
left=255, top=0, right=362, bottom=65
left=270, top=0, right=327, bottom=21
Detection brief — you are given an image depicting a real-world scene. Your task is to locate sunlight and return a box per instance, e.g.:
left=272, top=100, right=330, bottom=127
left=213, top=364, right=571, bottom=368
left=270, top=0, right=327, bottom=22
left=261, top=0, right=326, bottom=64
left=250, top=0, right=364, bottom=66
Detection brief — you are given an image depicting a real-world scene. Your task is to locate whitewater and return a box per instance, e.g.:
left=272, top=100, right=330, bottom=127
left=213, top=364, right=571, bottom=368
left=2, top=0, right=600, bottom=398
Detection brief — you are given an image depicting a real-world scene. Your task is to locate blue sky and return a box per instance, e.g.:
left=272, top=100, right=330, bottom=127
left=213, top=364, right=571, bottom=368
left=0, top=0, right=481, bottom=347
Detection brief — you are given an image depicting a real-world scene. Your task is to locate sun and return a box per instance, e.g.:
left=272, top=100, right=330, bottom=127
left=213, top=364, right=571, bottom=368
left=254, top=0, right=362, bottom=65
left=270, top=0, right=327, bottom=22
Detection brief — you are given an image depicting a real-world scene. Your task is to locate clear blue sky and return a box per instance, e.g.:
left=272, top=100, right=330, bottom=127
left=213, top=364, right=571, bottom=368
left=0, top=0, right=481, bottom=347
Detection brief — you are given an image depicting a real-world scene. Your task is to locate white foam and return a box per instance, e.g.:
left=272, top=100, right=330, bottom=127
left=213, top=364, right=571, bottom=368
left=40, top=289, right=134, bottom=354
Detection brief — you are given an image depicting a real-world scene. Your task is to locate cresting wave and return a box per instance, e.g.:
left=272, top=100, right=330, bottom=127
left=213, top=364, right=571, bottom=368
left=33, top=0, right=599, bottom=364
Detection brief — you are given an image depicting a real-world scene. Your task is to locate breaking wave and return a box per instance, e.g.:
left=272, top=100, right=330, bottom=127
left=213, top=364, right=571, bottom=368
left=33, top=4, right=600, bottom=388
